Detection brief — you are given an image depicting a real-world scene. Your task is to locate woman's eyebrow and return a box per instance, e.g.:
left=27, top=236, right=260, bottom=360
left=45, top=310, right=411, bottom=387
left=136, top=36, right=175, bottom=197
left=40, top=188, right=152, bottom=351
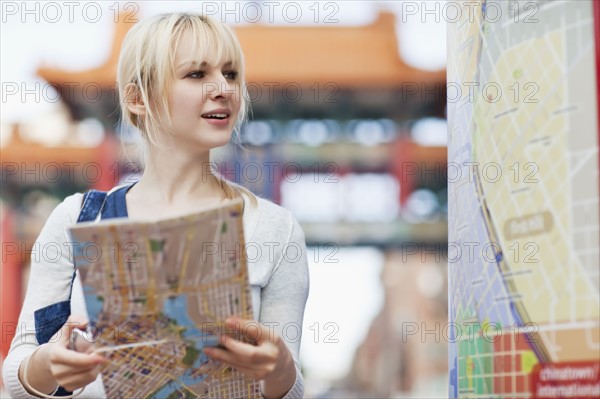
left=177, top=60, right=207, bottom=70
left=176, top=60, right=233, bottom=70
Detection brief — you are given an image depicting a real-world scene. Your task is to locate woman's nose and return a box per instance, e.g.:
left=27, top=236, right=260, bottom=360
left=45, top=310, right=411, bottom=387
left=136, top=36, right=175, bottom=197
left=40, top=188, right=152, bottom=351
left=207, top=74, right=233, bottom=100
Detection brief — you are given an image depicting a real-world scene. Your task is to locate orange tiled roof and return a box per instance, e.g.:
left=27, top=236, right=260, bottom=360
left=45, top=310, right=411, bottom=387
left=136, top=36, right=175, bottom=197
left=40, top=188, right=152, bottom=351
left=236, top=12, right=445, bottom=88
left=37, top=11, right=444, bottom=89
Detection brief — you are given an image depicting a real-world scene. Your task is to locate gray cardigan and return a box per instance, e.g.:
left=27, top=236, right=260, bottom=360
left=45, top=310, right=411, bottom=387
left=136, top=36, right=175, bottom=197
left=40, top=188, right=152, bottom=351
left=3, top=187, right=309, bottom=398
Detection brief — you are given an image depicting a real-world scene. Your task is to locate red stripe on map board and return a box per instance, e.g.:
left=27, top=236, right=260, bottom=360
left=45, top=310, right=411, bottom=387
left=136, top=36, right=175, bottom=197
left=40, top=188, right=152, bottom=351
left=594, top=0, right=600, bottom=246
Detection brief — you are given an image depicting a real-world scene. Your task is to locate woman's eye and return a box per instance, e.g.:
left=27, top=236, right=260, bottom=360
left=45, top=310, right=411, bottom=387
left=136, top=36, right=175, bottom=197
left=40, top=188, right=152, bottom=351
left=223, top=71, right=238, bottom=80
left=187, top=71, right=205, bottom=79
left=186, top=70, right=237, bottom=80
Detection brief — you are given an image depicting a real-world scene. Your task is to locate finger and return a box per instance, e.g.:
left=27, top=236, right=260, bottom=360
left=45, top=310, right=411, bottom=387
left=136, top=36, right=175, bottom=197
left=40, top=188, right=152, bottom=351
left=204, top=349, right=272, bottom=380
left=218, top=335, right=277, bottom=362
left=206, top=343, right=276, bottom=370
left=225, top=317, right=270, bottom=344
left=52, top=362, right=101, bottom=381
left=53, top=360, right=100, bottom=375
left=51, top=346, right=106, bottom=368
left=205, top=347, right=255, bottom=370
left=54, top=315, right=89, bottom=346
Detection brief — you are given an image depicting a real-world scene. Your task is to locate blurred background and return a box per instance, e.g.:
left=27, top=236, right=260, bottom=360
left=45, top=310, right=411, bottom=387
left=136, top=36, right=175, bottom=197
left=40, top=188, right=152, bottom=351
left=1, top=1, right=448, bottom=397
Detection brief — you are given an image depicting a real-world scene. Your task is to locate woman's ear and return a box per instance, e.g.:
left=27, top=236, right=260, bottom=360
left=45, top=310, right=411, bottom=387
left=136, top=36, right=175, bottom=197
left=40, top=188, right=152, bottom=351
left=124, top=82, right=146, bottom=117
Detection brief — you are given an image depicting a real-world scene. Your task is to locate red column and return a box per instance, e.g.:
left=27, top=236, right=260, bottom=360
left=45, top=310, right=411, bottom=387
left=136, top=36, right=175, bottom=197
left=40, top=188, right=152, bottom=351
left=1, top=206, right=22, bottom=360
left=594, top=0, right=600, bottom=229
left=392, top=138, right=416, bottom=207
left=93, top=136, right=119, bottom=191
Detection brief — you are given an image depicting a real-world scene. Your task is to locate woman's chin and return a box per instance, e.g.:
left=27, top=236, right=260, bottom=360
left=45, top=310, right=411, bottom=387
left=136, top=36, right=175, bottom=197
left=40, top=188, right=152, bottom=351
left=196, top=133, right=234, bottom=149
left=168, top=126, right=234, bottom=150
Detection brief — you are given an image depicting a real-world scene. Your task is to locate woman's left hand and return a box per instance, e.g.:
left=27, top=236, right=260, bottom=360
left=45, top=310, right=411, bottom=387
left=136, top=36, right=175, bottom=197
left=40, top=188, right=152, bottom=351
left=204, top=316, right=296, bottom=398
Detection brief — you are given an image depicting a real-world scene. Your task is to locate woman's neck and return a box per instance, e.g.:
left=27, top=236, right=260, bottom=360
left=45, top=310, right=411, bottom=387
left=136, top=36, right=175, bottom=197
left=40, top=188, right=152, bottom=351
left=127, top=144, right=225, bottom=207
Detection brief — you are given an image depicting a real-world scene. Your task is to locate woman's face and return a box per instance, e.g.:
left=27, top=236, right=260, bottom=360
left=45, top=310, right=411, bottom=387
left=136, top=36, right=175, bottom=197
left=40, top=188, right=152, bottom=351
left=164, top=30, right=242, bottom=150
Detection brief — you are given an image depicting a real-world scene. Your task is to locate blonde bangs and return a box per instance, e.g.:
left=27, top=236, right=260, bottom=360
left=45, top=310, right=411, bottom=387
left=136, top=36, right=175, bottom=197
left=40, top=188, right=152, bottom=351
left=171, top=15, right=244, bottom=74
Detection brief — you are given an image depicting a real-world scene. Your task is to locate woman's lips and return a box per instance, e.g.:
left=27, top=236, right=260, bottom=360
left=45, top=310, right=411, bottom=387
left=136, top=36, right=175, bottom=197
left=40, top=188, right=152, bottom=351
left=202, top=115, right=230, bottom=127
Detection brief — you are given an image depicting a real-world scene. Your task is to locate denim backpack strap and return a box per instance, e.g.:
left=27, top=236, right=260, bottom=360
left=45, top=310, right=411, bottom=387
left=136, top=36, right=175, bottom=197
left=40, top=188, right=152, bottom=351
left=77, top=189, right=108, bottom=223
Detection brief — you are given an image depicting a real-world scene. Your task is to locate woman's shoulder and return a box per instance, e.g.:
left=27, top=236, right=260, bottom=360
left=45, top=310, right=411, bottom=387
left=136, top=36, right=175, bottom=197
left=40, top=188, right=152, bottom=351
left=247, top=194, right=305, bottom=244
left=30, top=191, right=85, bottom=245
left=51, top=191, right=85, bottom=224
left=243, top=195, right=308, bottom=287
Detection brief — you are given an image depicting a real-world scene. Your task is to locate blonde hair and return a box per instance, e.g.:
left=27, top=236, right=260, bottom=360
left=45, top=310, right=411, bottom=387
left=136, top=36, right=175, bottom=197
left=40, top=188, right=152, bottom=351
left=116, top=12, right=257, bottom=208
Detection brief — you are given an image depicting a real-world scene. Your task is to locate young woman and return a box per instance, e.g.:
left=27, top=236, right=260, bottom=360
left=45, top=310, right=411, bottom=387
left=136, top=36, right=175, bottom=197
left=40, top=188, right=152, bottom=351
left=3, top=12, right=309, bottom=399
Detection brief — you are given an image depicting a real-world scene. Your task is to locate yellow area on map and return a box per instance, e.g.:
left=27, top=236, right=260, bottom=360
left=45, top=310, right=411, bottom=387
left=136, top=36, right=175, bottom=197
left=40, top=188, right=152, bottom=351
left=473, top=29, right=599, bottom=361
left=520, top=351, right=538, bottom=375
left=466, top=356, right=474, bottom=389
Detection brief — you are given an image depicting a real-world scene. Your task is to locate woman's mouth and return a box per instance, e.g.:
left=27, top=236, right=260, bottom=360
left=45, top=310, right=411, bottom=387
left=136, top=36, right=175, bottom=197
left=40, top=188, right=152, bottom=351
left=202, top=113, right=228, bottom=119
left=201, top=109, right=231, bottom=127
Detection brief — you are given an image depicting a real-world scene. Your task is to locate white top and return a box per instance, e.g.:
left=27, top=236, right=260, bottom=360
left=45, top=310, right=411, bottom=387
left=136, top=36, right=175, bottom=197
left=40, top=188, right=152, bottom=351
left=2, top=188, right=309, bottom=398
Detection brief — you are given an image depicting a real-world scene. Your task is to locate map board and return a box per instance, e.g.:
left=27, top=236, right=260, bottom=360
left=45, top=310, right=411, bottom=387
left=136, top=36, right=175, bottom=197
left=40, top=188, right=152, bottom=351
left=448, top=1, right=600, bottom=398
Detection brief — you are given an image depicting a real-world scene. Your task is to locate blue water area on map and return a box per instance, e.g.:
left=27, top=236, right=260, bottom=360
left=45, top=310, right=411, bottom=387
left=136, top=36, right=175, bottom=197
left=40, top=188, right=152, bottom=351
left=179, top=358, right=210, bottom=387
left=152, top=381, right=180, bottom=399
left=155, top=296, right=221, bottom=391
left=449, top=157, right=518, bottom=330
left=163, top=295, right=221, bottom=352
left=164, top=295, right=202, bottom=338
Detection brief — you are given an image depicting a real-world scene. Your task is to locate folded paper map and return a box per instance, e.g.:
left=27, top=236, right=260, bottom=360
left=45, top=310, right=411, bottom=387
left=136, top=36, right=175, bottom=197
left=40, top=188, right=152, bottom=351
left=68, top=198, right=261, bottom=398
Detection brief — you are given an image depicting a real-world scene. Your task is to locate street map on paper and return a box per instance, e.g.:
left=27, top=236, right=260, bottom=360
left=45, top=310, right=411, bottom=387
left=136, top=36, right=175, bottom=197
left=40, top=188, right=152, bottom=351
left=448, top=1, right=600, bottom=398
left=68, top=198, right=261, bottom=398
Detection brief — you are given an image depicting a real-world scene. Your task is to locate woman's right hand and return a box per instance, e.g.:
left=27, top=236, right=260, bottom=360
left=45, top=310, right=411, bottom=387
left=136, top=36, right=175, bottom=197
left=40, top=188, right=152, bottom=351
left=21, top=315, right=106, bottom=394
left=46, top=315, right=106, bottom=392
